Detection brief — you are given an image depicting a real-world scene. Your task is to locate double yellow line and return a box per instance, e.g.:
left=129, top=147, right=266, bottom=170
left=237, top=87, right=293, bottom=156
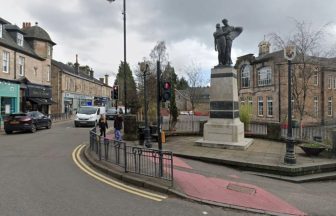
left=72, top=144, right=167, bottom=202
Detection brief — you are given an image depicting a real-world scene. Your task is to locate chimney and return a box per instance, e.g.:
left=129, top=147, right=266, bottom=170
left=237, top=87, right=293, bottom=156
left=74, top=54, right=79, bottom=75
left=90, top=69, right=94, bottom=78
left=99, top=78, right=104, bottom=83
left=22, top=22, right=31, bottom=29
left=104, top=74, right=109, bottom=85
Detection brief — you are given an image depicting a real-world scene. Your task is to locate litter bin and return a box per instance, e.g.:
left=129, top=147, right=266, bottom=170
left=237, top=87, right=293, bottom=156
left=199, top=120, right=207, bottom=136
left=138, top=126, right=145, bottom=145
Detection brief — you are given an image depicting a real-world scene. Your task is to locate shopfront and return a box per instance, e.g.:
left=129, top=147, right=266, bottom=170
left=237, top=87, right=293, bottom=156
left=0, top=79, right=20, bottom=127
left=64, top=92, right=94, bottom=113
left=25, top=84, right=54, bottom=114
left=94, top=96, right=110, bottom=106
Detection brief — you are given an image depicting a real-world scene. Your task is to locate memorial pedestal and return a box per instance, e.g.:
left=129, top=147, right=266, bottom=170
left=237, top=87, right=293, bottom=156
left=196, top=66, right=253, bottom=150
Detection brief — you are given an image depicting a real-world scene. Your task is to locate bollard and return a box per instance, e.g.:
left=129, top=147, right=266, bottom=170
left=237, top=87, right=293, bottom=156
left=332, top=129, right=336, bottom=157
left=161, top=131, right=166, bottom=143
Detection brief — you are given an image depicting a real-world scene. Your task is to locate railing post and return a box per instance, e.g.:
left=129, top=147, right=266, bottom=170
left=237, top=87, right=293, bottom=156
left=98, top=135, right=102, bottom=160
left=124, top=142, right=127, bottom=173
left=170, top=152, right=174, bottom=186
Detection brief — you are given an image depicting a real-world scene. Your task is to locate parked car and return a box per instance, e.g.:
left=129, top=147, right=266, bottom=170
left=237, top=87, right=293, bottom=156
left=106, top=108, right=117, bottom=120
left=4, top=111, right=52, bottom=134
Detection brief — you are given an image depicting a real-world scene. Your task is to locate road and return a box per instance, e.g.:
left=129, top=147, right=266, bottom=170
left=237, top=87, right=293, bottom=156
left=0, top=120, right=259, bottom=216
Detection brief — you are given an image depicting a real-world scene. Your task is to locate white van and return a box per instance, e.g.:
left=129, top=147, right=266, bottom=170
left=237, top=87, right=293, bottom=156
left=74, top=106, right=105, bottom=127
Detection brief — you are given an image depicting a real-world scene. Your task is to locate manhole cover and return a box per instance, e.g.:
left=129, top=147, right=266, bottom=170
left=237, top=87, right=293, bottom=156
left=227, top=183, right=256, bottom=195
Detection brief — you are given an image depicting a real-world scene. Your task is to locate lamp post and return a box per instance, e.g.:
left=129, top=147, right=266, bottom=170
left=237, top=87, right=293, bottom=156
left=139, top=61, right=151, bottom=148
left=284, top=45, right=297, bottom=164
left=107, top=0, right=127, bottom=114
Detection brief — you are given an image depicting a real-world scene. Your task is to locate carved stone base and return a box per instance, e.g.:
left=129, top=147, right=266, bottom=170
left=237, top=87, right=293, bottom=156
left=196, top=118, right=253, bottom=150
left=196, top=66, right=253, bottom=150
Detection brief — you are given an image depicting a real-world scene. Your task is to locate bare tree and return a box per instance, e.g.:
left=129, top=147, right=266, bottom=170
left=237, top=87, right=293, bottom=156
left=270, top=19, right=333, bottom=131
left=184, top=60, right=209, bottom=113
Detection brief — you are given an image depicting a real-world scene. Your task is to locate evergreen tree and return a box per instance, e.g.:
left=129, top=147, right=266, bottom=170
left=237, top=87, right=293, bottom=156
left=114, top=61, right=140, bottom=113
left=177, top=76, right=189, bottom=90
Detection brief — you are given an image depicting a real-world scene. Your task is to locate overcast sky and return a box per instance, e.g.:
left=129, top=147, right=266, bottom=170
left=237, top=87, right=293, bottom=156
left=2, top=0, right=336, bottom=85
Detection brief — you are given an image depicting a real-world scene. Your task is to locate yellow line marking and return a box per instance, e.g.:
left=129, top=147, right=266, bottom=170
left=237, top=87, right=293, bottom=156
left=72, top=144, right=167, bottom=202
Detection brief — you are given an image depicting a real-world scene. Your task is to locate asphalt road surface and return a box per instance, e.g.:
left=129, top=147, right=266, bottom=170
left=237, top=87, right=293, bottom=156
left=0, top=121, right=259, bottom=216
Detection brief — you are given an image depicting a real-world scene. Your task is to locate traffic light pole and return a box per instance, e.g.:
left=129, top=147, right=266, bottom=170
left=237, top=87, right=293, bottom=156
left=157, top=60, right=163, bottom=177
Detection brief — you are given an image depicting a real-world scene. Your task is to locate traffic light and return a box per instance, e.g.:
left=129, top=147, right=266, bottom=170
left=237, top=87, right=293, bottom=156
left=112, top=85, right=119, bottom=100
left=161, top=81, right=171, bottom=102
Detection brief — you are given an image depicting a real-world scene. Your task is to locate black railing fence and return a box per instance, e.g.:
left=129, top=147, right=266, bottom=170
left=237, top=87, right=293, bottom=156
left=89, top=128, right=173, bottom=183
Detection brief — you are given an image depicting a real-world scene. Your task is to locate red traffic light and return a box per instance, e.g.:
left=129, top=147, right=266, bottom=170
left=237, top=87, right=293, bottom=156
left=163, top=81, right=171, bottom=90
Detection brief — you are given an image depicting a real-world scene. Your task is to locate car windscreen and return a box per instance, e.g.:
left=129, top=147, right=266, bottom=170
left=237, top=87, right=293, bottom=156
left=77, top=107, right=97, bottom=115
left=107, top=109, right=117, bottom=114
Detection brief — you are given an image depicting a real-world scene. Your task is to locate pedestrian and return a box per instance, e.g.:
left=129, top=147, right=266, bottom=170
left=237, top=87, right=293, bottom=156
left=98, top=114, right=108, bottom=137
left=114, top=113, right=123, bottom=141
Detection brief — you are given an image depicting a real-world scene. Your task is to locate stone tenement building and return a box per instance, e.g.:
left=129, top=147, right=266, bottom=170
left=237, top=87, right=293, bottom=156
left=0, top=17, right=55, bottom=118
left=235, top=40, right=336, bottom=126
left=0, top=17, right=112, bottom=124
left=51, top=56, right=112, bottom=114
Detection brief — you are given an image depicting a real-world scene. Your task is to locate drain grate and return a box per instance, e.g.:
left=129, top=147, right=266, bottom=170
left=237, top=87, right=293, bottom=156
left=227, top=183, right=256, bottom=195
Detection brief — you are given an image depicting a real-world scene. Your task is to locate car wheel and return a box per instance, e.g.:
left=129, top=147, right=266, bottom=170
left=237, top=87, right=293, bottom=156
left=74, top=123, right=78, bottom=127
left=5, top=130, right=12, bottom=134
left=31, top=124, right=37, bottom=133
left=46, top=121, right=52, bottom=129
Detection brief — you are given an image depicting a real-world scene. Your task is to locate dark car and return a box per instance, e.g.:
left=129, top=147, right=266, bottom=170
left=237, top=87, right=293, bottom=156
left=4, top=111, right=52, bottom=134
left=106, top=108, right=117, bottom=120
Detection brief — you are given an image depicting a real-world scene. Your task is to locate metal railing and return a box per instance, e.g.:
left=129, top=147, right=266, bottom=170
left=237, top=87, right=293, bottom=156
left=89, top=128, right=173, bottom=183
left=50, top=113, right=73, bottom=122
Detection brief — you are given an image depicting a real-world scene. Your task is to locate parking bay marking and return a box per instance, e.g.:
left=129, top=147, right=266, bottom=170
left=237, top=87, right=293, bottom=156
left=72, top=144, right=167, bottom=202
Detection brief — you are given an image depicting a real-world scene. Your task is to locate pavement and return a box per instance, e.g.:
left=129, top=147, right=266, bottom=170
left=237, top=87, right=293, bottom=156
left=2, top=120, right=335, bottom=215
left=82, top=131, right=336, bottom=216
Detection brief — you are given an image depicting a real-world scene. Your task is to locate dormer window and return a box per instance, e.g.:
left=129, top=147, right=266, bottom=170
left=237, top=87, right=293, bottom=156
left=47, top=44, right=51, bottom=56
left=0, top=24, right=2, bottom=38
left=17, top=33, right=23, bottom=46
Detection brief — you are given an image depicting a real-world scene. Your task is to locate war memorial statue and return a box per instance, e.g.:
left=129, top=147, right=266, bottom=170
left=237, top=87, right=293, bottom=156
left=196, top=19, right=253, bottom=150
left=213, top=19, right=243, bottom=67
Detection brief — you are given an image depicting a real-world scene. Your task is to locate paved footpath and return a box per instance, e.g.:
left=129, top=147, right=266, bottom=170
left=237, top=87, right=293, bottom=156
left=104, top=133, right=307, bottom=215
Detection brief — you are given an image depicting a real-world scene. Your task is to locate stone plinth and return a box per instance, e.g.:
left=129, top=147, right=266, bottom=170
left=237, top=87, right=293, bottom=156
left=196, top=66, right=253, bottom=150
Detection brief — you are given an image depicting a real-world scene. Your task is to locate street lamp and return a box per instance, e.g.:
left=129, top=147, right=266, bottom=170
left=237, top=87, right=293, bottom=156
left=284, top=45, right=297, bottom=164
left=107, top=0, right=127, bottom=114
left=139, top=61, right=151, bottom=148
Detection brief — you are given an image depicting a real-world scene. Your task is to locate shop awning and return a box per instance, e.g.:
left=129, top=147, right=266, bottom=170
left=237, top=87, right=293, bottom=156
left=28, top=98, right=57, bottom=105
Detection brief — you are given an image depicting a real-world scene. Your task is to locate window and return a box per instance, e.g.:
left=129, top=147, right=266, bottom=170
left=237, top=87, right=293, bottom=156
left=241, top=64, right=251, bottom=88
left=313, top=71, right=318, bottom=86
left=18, top=56, right=25, bottom=76
left=2, top=51, right=10, bottom=73
left=267, top=96, right=273, bottom=117
left=17, top=33, right=24, bottom=47
left=314, top=96, right=319, bottom=117
left=0, top=24, right=2, bottom=38
left=258, top=96, right=263, bottom=116
left=257, top=67, right=272, bottom=86
left=333, top=77, right=336, bottom=89
left=328, top=75, right=332, bottom=89
left=47, top=65, right=51, bottom=82
left=328, top=97, right=332, bottom=116
left=47, top=44, right=51, bottom=56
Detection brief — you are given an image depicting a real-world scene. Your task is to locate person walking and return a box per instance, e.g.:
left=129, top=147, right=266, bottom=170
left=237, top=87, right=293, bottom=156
left=114, top=113, right=123, bottom=141
left=98, top=114, right=108, bottom=137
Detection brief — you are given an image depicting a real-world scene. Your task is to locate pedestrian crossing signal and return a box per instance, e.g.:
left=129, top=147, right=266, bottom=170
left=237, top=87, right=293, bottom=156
left=112, top=85, right=119, bottom=100
left=161, top=81, right=171, bottom=102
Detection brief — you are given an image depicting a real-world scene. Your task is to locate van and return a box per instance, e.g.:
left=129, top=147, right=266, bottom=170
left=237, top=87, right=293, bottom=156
left=74, top=106, right=105, bottom=127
